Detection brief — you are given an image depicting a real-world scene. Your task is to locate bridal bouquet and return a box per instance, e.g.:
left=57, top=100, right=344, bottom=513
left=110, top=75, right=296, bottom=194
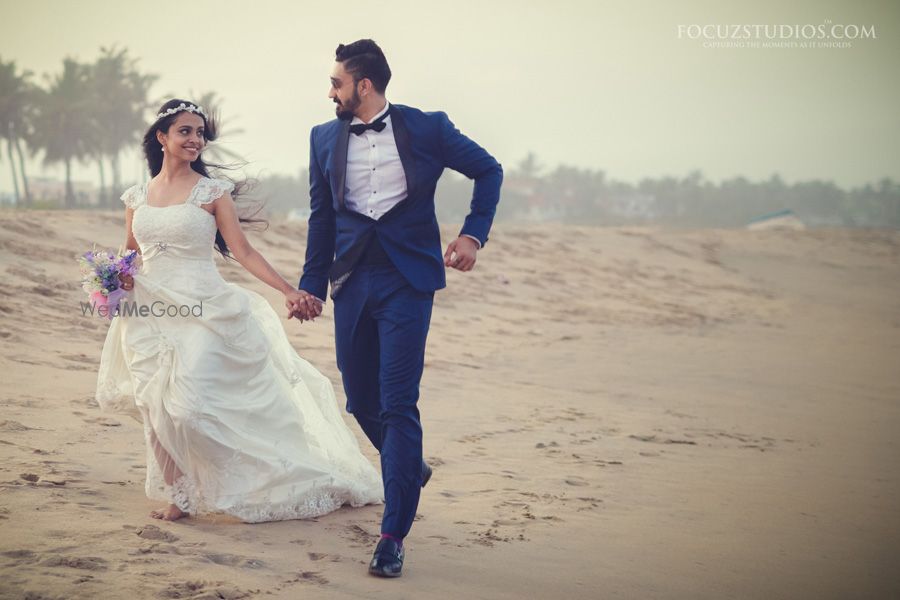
left=77, top=246, right=141, bottom=319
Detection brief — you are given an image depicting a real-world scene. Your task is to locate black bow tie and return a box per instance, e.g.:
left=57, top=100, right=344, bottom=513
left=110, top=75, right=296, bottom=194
left=349, top=111, right=390, bottom=136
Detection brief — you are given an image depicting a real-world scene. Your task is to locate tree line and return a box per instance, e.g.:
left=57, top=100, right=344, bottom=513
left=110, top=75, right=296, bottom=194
left=254, top=160, right=900, bottom=229
left=3, top=50, right=897, bottom=227
left=0, top=49, right=240, bottom=209
left=433, top=153, right=900, bottom=228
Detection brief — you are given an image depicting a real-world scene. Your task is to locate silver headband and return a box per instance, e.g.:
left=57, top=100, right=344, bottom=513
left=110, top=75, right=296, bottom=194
left=156, top=102, right=206, bottom=120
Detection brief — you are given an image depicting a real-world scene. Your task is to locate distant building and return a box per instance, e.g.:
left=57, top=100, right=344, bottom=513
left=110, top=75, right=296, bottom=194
left=747, top=209, right=806, bottom=231
left=606, top=192, right=658, bottom=220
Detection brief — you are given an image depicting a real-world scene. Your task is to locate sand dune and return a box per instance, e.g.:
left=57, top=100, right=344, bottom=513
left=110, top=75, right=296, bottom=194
left=1, top=210, right=898, bottom=599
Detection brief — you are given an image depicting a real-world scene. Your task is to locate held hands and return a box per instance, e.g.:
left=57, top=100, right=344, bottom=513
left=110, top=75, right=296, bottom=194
left=444, top=236, right=478, bottom=272
left=285, top=289, right=323, bottom=323
left=284, top=235, right=478, bottom=323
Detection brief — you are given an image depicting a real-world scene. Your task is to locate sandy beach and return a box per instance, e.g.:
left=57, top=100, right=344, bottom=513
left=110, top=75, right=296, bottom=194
left=1, top=210, right=898, bottom=599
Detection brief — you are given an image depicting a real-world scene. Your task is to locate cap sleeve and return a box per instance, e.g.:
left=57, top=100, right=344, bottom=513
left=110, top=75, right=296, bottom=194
left=120, top=183, right=144, bottom=209
left=193, top=178, right=235, bottom=206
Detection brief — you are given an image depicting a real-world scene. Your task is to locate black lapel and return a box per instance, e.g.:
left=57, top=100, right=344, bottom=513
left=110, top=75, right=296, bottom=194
left=333, top=119, right=350, bottom=210
left=389, top=105, right=417, bottom=200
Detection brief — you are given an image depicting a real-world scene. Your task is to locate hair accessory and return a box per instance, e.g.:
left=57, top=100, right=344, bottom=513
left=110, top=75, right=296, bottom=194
left=156, top=102, right=206, bottom=120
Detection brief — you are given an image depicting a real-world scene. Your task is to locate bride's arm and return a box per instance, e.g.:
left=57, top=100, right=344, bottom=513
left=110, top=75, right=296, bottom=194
left=124, top=207, right=140, bottom=253
left=212, top=191, right=296, bottom=297
left=117, top=207, right=140, bottom=290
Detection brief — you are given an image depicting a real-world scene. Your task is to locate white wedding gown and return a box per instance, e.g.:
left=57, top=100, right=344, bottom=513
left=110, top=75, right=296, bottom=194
left=95, top=176, right=383, bottom=522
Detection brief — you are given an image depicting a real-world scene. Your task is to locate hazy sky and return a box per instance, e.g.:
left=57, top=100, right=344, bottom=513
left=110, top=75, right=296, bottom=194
left=1, top=0, right=898, bottom=193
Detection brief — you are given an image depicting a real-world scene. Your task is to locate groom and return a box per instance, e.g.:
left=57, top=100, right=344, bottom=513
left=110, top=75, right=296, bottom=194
left=291, top=39, right=502, bottom=577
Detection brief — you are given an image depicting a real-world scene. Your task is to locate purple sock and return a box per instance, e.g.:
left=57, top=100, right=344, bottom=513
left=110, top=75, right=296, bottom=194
left=381, top=533, right=403, bottom=550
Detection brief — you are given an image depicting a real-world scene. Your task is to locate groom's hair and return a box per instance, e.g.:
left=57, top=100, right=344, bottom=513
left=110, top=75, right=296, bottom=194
left=335, top=39, right=391, bottom=94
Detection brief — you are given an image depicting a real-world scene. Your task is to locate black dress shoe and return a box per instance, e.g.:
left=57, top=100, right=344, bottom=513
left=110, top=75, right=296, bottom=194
left=421, top=461, right=433, bottom=488
left=368, top=537, right=404, bottom=577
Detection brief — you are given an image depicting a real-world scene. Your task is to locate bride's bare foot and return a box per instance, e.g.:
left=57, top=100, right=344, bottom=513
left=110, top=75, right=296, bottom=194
left=150, top=503, right=187, bottom=521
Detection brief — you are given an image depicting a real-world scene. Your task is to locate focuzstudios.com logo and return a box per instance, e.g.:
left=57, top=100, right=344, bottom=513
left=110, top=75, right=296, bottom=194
left=677, top=19, right=877, bottom=49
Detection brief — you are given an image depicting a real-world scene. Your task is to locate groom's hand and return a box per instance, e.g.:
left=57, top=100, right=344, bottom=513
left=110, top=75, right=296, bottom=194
left=284, top=290, right=308, bottom=321
left=285, top=289, right=323, bottom=322
left=444, top=236, right=478, bottom=272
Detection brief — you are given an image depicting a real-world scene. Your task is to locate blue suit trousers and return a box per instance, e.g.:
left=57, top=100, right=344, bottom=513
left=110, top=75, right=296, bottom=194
left=333, top=262, right=434, bottom=538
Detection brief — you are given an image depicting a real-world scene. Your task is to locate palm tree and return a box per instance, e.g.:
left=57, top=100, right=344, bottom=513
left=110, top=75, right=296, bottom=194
left=89, top=46, right=157, bottom=207
left=0, top=56, right=34, bottom=206
left=30, top=58, right=94, bottom=208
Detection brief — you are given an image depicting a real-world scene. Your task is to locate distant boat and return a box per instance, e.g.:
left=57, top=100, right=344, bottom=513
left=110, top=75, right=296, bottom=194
left=747, top=209, right=806, bottom=231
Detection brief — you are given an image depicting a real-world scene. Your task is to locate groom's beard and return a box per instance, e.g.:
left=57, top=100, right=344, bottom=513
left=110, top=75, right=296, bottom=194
left=334, top=89, right=361, bottom=120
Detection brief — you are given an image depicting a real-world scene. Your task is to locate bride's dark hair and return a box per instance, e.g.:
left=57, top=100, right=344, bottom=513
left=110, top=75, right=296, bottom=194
left=141, top=98, right=266, bottom=261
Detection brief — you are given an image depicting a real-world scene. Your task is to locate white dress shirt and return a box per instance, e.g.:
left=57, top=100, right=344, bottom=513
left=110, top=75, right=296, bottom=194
left=345, top=101, right=481, bottom=248
left=345, top=101, right=406, bottom=219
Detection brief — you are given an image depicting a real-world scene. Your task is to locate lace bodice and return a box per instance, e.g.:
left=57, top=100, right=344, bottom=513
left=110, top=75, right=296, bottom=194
left=121, top=177, right=234, bottom=288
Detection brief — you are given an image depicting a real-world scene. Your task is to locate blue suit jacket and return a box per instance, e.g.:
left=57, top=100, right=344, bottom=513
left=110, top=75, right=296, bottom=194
left=298, top=103, right=503, bottom=301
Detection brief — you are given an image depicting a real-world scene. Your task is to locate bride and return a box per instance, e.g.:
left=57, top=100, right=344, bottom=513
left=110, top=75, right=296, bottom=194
left=95, top=98, right=383, bottom=522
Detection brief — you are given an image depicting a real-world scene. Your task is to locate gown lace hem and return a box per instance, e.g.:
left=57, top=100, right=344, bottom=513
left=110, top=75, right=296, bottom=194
left=227, top=486, right=376, bottom=524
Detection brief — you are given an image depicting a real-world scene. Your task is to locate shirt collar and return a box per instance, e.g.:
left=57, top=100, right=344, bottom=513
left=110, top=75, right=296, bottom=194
left=351, top=100, right=390, bottom=125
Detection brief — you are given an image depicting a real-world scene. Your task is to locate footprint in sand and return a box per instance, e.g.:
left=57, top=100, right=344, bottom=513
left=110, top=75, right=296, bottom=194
left=40, top=555, right=109, bottom=571
left=135, top=524, right=179, bottom=542
left=296, top=570, right=330, bottom=585
left=60, top=353, right=97, bottom=367
left=274, top=570, right=330, bottom=589
left=0, top=420, right=37, bottom=432
left=629, top=434, right=696, bottom=445
left=564, top=476, right=590, bottom=487
left=203, top=553, right=266, bottom=569
left=337, top=523, right=379, bottom=547
left=470, top=526, right=526, bottom=546
left=1, top=549, right=39, bottom=565
left=158, top=580, right=253, bottom=599
left=131, top=543, right=188, bottom=557
left=77, top=414, right=121, bottom=427
left=574, top=497, right=604, bottom=512
left=308, top=552, right=343, bottom=563
left=69, top=396, right=100, bottom=409
left=36, top=477, right=68, bottom=487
